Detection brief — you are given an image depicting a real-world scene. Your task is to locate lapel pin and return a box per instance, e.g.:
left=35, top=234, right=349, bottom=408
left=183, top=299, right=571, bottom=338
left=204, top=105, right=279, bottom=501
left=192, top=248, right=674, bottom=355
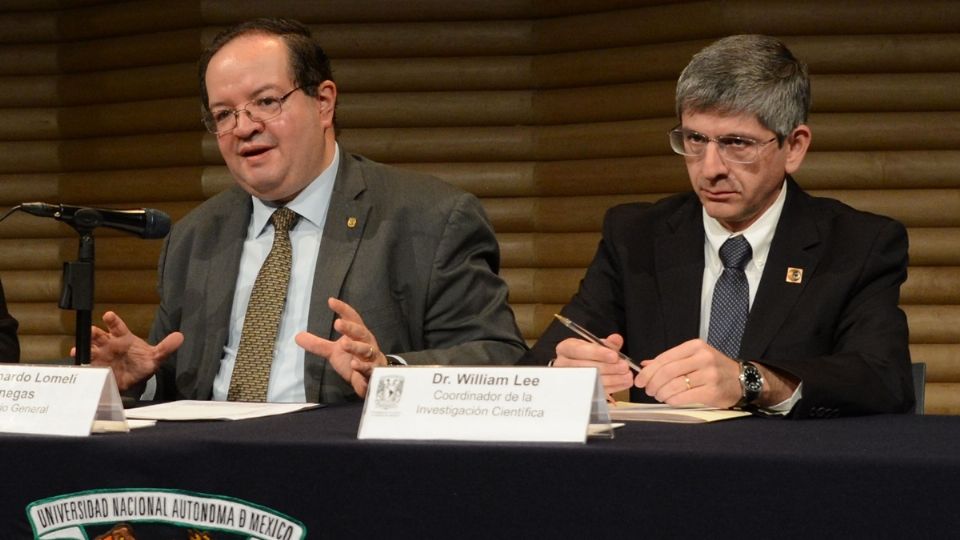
left=346, top=216, right=357, bottom=228
left=785, top=267, right=803, bottom=284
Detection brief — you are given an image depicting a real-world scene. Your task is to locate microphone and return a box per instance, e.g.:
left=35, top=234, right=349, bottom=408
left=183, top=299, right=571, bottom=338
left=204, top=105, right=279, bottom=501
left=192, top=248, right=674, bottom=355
left=20, top=202, right=171, bottom=239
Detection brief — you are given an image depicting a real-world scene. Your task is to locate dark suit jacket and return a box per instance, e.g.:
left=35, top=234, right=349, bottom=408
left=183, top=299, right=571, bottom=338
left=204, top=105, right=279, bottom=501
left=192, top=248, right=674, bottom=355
left=0, top=278, right=19, bottom=362
left=525, top=179, right=913, bottom=418
left=149, top=149, right=526, bottom=403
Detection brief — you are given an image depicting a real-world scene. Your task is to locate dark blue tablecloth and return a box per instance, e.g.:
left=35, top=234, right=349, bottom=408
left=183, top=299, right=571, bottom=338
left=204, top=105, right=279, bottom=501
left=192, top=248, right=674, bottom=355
left=3, top=403, right=958, bottom=539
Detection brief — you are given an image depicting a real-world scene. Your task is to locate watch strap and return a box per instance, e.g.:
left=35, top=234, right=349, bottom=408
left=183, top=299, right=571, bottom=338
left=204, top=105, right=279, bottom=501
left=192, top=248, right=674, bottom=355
left=384, top=355, right=406, bottom=366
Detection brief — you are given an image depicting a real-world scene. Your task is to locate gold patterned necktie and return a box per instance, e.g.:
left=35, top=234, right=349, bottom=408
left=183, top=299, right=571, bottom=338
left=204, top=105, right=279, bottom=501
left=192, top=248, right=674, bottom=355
left=228, top=207, right=299, bottom=402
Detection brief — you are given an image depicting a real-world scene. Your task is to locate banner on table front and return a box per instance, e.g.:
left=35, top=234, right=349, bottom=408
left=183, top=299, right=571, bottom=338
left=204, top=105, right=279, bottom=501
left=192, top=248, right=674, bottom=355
left=26, top=488, right=306, bottom=540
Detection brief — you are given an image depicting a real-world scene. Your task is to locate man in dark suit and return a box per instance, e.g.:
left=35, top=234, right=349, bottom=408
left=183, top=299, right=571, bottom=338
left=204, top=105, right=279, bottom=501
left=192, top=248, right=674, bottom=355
left=86, top=18, right=526, bottom=402
left=526, top=35, right=913, bottom=417
left=0, top=278, right=19, bottom=362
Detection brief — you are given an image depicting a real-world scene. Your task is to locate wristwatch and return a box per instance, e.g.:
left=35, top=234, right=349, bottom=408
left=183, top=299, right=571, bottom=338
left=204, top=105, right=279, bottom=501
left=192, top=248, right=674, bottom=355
left=384, top=355, right=405, bottom=366
left=736, top=361, right=763, bottom=408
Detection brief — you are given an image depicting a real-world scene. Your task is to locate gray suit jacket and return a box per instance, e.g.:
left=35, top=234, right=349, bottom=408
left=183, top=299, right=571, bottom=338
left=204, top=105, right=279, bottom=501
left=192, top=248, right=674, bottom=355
left=149, top=149, right=526, bottom=403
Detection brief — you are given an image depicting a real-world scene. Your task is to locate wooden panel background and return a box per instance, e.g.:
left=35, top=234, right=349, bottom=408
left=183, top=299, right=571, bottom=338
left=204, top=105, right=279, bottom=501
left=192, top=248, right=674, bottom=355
left=0, top=0, right=957, bottom=413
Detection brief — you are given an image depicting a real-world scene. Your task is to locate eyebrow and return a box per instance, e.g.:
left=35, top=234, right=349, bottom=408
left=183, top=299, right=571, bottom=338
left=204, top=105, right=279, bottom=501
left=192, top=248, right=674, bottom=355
left=684, top=128, right=763, bottom=140
left=208, top=83, right=287, bottom=109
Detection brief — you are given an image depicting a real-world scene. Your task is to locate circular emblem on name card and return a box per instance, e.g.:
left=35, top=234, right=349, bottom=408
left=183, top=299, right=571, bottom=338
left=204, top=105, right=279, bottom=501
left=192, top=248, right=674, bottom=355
left=375, top=375, right=404, bottom=409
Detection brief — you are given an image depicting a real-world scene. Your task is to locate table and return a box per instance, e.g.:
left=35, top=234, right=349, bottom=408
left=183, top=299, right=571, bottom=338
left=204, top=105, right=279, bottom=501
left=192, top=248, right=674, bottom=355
left=2, top=404, right=958, bottom=538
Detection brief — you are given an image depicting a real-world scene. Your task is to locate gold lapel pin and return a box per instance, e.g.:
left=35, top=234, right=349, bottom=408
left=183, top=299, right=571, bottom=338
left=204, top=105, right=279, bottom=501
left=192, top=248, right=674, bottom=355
left=346, top=216, right=357, bottom=228
left=785, top=267, right=803, bottom=284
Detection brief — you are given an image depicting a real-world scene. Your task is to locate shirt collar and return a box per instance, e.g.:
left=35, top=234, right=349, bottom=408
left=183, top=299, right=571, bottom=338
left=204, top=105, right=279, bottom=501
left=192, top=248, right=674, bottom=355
left=249, top=142, right=341, bottom=236
left=702, top=178, right=787, bottom=271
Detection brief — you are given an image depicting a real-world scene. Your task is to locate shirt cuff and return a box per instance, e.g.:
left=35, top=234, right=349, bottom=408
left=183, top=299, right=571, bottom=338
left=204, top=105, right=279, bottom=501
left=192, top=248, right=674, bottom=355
left=762, top=381, right=803, bottom=415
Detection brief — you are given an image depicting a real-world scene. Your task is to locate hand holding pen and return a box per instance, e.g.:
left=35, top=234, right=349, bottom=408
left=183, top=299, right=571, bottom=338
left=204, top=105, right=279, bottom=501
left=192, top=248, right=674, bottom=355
left=552, top=314, right=638, bottom=399
left=553, top=314, right=641, bottom=371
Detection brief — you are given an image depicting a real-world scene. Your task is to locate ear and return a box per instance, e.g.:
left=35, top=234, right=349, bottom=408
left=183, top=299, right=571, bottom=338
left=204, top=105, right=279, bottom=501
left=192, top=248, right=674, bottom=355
left=784, top=124, right=811, bottom=174
left=314, top=80, right=337, bottom=128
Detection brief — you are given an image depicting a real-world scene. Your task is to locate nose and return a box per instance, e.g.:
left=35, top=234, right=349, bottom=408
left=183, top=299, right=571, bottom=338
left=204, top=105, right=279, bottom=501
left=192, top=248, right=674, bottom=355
left=700, top=140, right=729, bottom=180
left=231, top=109, right=262, bottom=139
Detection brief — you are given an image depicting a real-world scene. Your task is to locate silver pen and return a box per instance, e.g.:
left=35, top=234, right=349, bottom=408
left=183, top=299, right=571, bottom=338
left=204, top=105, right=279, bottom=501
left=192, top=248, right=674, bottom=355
left=553, top=314, right=642, bottom=372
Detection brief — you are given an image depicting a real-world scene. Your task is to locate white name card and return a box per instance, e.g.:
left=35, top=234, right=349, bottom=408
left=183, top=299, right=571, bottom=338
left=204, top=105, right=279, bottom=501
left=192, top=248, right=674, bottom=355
left=358, top=366, right=607, bottom=443
left=0, top=364, right=127, bottom=437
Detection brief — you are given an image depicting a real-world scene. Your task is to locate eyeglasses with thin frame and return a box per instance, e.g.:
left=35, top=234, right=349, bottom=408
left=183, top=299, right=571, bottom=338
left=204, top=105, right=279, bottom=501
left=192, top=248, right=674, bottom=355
left=203, top=87, right=303, bottom=135
left=668, top=127, right=779, bottom=164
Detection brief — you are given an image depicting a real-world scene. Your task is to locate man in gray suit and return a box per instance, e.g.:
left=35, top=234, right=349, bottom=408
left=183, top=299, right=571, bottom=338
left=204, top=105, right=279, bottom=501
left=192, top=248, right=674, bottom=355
left=88, top=18, right=526, bottom=403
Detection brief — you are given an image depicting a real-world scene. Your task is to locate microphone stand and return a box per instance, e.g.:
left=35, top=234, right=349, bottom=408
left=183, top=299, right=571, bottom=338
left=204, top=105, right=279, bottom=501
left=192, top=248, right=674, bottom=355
left=58, top=209, right=102, bottom=365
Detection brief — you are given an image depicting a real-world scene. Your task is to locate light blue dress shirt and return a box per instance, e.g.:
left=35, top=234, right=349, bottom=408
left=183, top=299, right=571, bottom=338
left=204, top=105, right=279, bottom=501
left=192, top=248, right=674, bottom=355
left=212, top=145, right=340, bottom=402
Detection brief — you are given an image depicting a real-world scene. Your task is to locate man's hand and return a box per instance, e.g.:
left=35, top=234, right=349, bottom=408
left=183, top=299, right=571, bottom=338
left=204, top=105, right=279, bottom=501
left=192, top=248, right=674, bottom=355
left=73, top=311, right=183, bottom=391
left=633, top=339, right=742, bottom=408
left=635, top=339, right=799, bottom=408
left=295, top=297, right=386, bottom=398
left=552, top=333, right=633, bottom=395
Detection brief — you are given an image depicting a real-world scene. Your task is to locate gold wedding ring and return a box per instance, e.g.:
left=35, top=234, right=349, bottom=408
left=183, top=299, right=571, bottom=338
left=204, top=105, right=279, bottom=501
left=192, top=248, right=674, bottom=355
left=684, top=376, right=692, bottom=390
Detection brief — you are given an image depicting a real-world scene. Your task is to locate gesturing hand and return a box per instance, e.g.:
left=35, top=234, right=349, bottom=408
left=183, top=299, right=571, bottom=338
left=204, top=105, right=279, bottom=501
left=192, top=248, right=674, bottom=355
left=295, top=297, right=386, bottom=398
left=73, top=311, right=183, bottom=391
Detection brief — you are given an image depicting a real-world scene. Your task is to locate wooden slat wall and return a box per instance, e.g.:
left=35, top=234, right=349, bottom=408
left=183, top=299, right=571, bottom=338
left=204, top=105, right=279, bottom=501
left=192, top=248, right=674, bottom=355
left=0, top=0, right=957, bottom=413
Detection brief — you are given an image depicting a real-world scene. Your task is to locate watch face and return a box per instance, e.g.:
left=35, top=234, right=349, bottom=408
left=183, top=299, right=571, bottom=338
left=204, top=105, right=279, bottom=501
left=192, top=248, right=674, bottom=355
left=743, top=365, right=763, bottom=393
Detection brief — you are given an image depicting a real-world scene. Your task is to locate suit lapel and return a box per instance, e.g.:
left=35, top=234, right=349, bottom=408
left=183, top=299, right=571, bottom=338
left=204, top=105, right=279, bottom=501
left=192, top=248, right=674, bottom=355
left=656, top=197, right=706, bottom=347
left=197, top=189, right=251, bottom=398
left=304, top=150, right=370, bottom=400
left=740, top=179, right=823, bottom=359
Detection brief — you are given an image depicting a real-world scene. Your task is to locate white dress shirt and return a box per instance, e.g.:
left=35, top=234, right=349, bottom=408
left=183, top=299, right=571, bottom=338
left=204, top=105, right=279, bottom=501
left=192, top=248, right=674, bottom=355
left=699, top=179, right=801, bottom=412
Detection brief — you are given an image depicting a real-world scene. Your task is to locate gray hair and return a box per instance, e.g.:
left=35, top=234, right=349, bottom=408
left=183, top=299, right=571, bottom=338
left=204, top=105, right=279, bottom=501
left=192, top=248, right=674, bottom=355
left=675, top=35, right=810, bottom=142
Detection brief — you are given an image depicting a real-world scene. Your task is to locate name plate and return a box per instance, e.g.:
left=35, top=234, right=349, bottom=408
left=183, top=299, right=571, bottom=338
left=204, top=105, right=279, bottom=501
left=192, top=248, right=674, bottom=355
left=358, top=366, right=606, bottom=443
left=0, top=364, right=126, bottom=437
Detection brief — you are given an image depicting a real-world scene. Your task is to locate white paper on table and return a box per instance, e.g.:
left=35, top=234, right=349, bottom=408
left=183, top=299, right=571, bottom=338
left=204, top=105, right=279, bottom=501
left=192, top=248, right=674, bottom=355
left=124, top=400, right=320, bottom=421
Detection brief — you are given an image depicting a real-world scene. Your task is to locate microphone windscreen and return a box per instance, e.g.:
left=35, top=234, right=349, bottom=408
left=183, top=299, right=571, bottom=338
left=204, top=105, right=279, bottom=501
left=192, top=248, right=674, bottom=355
left=142, top=209, right=172, bottom=239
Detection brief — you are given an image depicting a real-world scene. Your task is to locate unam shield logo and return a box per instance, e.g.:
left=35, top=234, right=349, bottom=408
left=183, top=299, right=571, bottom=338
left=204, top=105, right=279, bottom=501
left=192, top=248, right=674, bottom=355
left=375, top=375, right=404, bottom=408
left=95, top=523, right=136, bottom=539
